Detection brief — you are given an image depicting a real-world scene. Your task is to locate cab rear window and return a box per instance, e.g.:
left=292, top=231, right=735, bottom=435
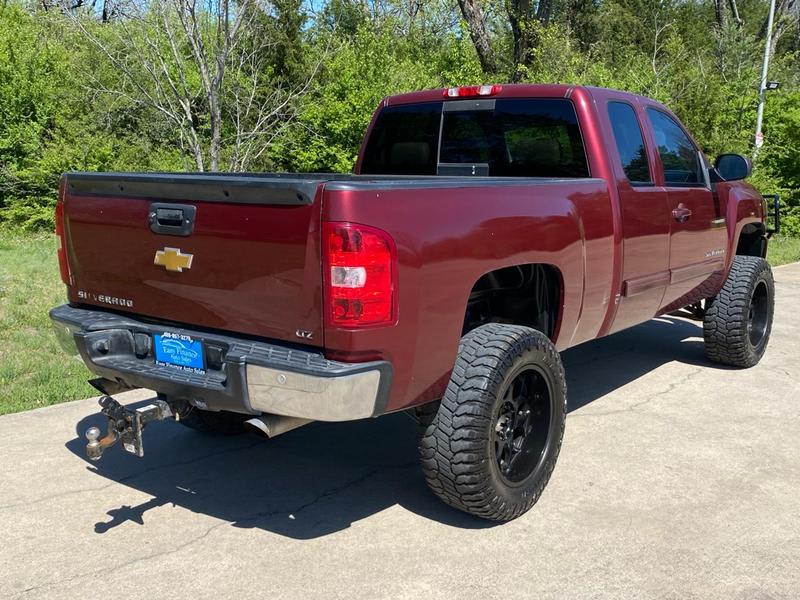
left=361, top=99, right=589, bottom=178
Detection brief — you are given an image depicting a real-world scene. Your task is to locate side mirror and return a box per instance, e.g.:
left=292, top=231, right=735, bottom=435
left=715, top=153, right=751, bottom=181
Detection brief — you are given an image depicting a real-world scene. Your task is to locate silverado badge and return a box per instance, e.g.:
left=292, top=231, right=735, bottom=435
left=154, top=247, right=193, bottom=272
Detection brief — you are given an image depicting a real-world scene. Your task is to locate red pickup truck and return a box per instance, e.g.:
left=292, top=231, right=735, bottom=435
left=51, top=84, right=777, bottom=521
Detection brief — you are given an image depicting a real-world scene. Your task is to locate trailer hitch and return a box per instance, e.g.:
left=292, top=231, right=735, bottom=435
left=85, top=396, right=173, bottom=461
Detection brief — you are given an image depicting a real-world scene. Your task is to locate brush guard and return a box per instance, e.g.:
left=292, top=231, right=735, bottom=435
left=85, top=396, right=173, bottom=461
left=764, top=194, right=781, bottom=238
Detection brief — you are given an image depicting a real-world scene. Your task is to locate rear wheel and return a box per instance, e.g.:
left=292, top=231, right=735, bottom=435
left=418, top=323, right=567, bottom=521
left=703, top=255, right=774, bottom=368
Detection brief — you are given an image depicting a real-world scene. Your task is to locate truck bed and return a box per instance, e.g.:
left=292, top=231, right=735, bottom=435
left=61, top=172, right=601, bottom=351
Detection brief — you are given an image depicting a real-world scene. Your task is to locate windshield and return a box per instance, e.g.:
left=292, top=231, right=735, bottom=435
left=360, top=98, right=589, bottom=178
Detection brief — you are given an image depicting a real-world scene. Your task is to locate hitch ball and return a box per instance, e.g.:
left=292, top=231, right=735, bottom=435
left=83, top=396, right=172, bottom=460
left=85, top=426, right=104, bottom=461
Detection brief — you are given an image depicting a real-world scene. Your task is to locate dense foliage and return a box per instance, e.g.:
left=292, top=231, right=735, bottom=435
left=0, top=0, right=798, bottom=233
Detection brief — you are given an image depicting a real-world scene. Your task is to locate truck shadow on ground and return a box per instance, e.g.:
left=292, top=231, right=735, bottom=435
left=66, top=316, right=721, bottom=540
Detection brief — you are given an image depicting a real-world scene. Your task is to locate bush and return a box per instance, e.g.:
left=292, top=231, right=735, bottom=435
left=779, top=195, right=800, bottom=238
left=0, top=1, right=798, bottom=235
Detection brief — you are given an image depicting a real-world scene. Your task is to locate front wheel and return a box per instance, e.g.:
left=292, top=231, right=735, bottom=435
left=703, top=255, right=775, bottom=368
left=418, top=323, right=567, bottom=521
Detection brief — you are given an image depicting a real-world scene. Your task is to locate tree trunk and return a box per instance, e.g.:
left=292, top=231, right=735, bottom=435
left=209, top=90, right=221, bottom=171
left=191, top=135, right=205, bottom=172
left=504, top=0, right=552, bottom=81
left=456, top=0, right=498, bottom=74
left=536, top=0, right=552, bottom=25
left=728, top=0, right=743, bottom=26
left=507, top=0, right=534, bottom=82
left=759, top=0, right=797, bottom=42
left=714, top=0, right=726, bottom=27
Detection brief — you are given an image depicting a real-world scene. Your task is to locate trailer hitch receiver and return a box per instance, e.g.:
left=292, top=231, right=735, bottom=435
left=85, top=395, right=173, bottom=461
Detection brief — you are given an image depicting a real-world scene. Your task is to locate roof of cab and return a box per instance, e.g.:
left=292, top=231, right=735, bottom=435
left=382, top=83, right=663, bottom=110
left=383, top=84, right=578, bottom=106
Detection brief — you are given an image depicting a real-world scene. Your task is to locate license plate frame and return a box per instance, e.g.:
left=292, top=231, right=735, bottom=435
left=153, top=332, right=206, bottom=374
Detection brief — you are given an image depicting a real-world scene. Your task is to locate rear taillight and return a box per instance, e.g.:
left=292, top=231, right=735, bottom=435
left=443, top=84, right=502, bottom=98
left=55, top=175, right=71, bottom=286
left=323, top=222, right=397, bottom=328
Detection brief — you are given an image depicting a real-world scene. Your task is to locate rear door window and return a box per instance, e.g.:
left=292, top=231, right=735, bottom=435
left=361, top=98, right=589, bottom=178
left=607, top=102, right=651, bottom=184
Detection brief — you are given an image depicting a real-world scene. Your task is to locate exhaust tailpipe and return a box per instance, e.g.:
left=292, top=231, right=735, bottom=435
left=245, top=414, right=312, bottom=438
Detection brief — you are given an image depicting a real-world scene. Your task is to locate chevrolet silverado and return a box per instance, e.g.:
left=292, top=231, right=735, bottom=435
left=50, top=84, right=778, bottom=521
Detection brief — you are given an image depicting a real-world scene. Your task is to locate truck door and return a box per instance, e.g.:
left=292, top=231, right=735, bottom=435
left=606, top=100, right=671, bottom=334
left=645, top=108, right=728, bottom=311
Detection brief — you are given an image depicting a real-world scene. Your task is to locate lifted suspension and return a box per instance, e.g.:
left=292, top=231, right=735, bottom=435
left=85, top=395, right=174, bottom=461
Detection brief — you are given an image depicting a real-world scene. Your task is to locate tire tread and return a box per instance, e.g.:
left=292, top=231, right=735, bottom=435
left=418, top=323, right=567, bottom=521
left=703, top=255, right=774, bottom=368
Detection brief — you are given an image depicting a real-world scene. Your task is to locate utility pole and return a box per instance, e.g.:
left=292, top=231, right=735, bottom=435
left=754, top=0, right=777, bottom=158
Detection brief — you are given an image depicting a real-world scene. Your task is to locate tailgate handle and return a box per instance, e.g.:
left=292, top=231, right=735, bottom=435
left=149, top=203, right=197, bottom=236
left=156, top=208, right=183, bottom=226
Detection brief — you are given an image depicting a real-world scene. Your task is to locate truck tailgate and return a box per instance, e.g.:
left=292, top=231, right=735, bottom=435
left=61, top=173, right=328, bottom=347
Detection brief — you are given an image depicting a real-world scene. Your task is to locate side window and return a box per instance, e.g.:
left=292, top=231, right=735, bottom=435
left=646, top=108, right=702, bottom=185
left=607, top=102, right=651, bottom=183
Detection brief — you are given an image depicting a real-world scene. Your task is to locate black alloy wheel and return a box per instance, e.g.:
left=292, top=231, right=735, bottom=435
left=418, top=323, right=567, bottom=521
left=493, top=366, right=553, bottom=485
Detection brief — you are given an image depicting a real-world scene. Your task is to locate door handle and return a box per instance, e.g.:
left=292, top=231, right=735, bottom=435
left=672, top=205, right=692, bottom=223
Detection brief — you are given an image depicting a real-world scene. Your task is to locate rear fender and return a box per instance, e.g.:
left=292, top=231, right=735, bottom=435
left=321, top=181, right=609, bottom=413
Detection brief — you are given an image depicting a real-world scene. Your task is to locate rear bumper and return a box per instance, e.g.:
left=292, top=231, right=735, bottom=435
left=50, top=304, right=392, bottom=421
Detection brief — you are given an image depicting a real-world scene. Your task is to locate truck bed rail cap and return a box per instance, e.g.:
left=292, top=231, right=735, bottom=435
left=65, top=172, right=325, bottom=206
left=324, top=177, right=604, bottom=192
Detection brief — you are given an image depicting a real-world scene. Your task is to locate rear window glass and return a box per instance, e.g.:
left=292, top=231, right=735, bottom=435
left=607, top=101, right=651, bottom=183
left=361, top=99, right=589, bottom=178
left=360, top=103, right=441, bottom=175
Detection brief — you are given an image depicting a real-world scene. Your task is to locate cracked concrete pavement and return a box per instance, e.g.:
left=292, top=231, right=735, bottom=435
left=2, top=263, right=799, bottom=600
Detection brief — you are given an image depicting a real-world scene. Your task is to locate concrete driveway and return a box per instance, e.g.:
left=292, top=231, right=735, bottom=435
left=2, top=264, right=798, bottom=600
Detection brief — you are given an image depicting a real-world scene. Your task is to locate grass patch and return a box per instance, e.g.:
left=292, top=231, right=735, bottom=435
left=0, top=230, right=797, bottom=416
left=0, top=232, right=93, bottom=415
left=767, top=236, right=800, bottom=267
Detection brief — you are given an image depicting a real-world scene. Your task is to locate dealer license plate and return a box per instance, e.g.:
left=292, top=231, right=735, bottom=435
left=153, top=332, right=205, bottom=374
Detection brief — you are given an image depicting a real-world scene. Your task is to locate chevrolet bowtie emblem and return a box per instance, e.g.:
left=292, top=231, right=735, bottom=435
left=154, top=247, right=193, bottom=272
